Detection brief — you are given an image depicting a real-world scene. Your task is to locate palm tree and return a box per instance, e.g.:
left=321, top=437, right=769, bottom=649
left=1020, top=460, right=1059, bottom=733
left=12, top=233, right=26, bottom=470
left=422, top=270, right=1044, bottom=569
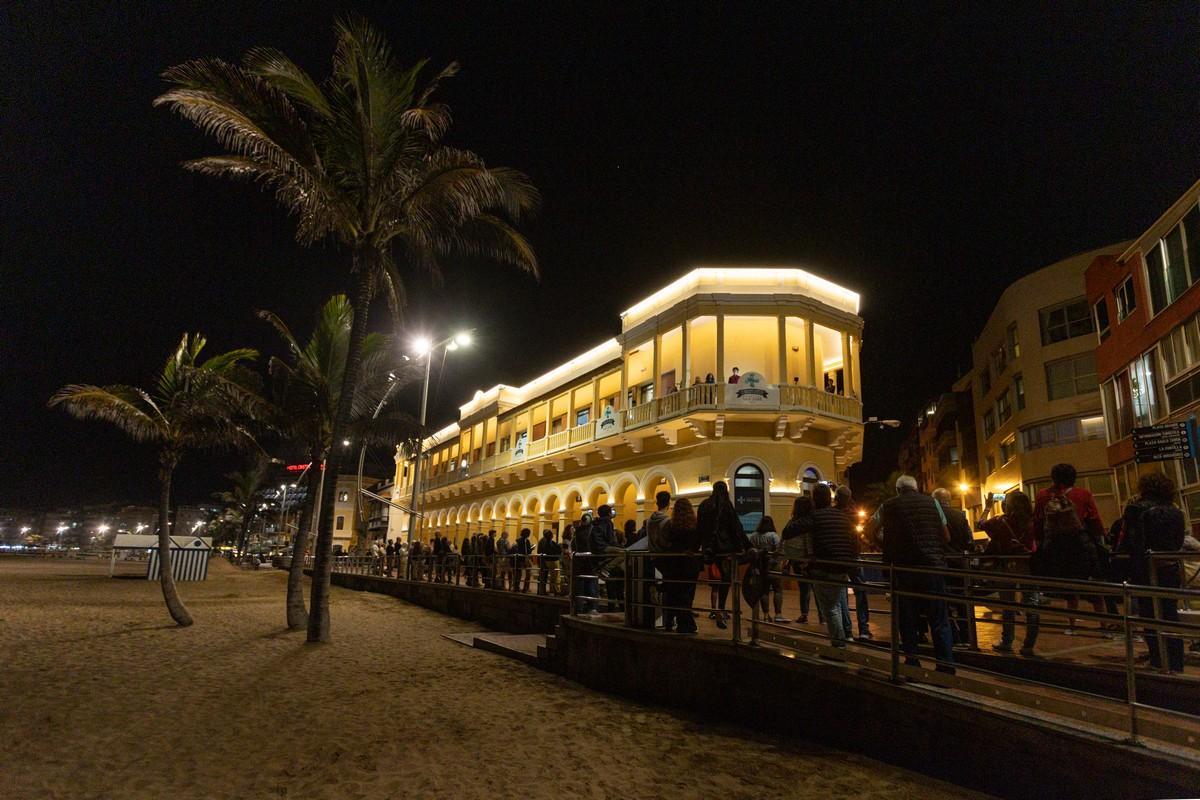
left=50, top=334, right=263, bottom=626
left=213, top=458, right=269, bottom=558
left=261, top=294, right=419, bottom=630
left=156, top=15, right=540, bottom=642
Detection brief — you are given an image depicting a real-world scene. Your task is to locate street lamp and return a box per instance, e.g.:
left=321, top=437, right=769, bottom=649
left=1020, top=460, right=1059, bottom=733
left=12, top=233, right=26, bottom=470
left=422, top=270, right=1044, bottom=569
left=406, top=330, right=474, bottom=545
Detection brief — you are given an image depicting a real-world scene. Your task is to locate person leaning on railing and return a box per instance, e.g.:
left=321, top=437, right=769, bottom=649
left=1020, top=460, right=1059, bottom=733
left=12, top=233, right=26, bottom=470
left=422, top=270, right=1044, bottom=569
left=1121, top=472, right=1187, bottom=674
left=977, top=491, right=1041, bottom=658
left=698, top=481, right=750, bottom=630
left=536, top=529, right=561, bottom=596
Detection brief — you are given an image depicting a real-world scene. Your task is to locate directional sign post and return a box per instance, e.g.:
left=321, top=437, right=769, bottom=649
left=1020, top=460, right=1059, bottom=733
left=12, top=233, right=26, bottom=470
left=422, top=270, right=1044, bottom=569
left=1132, top=420, right=1196, bottom=464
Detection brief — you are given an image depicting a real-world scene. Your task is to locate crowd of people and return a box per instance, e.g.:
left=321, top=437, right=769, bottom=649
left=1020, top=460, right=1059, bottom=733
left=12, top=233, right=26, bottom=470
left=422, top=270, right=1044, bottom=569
left=354, top=460, right=1194, bottom=675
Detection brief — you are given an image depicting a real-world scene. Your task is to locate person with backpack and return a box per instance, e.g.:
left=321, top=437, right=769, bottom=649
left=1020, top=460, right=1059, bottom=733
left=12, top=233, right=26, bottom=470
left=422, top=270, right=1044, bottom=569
left=698, top=481, right=751, bottom=629
left=1033, top=463, right=1106, bottom=634
left=536, top=529, right=562, bottom=596
left=1122, top=472, right=1187, bottom=673
left=977, top=490, right=1041, bottom=657
left=750, top=516, right=787, bottom=623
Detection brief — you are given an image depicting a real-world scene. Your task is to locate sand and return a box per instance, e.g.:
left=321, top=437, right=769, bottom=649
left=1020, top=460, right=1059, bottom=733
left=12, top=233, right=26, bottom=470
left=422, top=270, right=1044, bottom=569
left=0, top=558, right=992, bottom=799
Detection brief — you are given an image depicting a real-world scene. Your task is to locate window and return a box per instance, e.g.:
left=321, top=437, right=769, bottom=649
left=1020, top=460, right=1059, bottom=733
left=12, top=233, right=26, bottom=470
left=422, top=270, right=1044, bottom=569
left=1000, top=436, right=1017, bottom=465
left=996, top=390, right=1012, bottom=424
left=992, top=345, right=1008, bottom=375
left=982, top=408, right=997, bottom=439
left=575, top=408, right=590, bottom=426
left=733, top=464, right=765, bottom=533
left=1115, top=276, right=1137, bottom=321
left=1019, top=416, right=1105, bottom=452
left=1145, top=204, right=1200, bottom=316
left=1045, top=352, right=1098, bottom=400
left=1103, top=372, right=1135, bottom=441
left=338, top=491, right=349, bottom=502
left=1094, top=298, right=1110, bottom=342
left=1128, top=351, right=1160, bottom=426
left=980, top=367, right=991, bottom=395
left=985, top=454, right=996, bottom=474
left=1014, top=374, right=1026, bottom=410
left=532, top=421, right=547, bottom=440
left=1039, top=298, right=1093, bottom=345
left=1159, top=313, right=1200, bottom=384
left=551, top=415, right=566, bottom=435
left=1166, top=370, right=1200, bottom=413
left=1080, top=472, right=1115, bottom=502
left=1006, top=322, right=1021, bottom=359
left=1080, top=415, right=1106, bottom=440
left=336, top=515, right=345, bottom=531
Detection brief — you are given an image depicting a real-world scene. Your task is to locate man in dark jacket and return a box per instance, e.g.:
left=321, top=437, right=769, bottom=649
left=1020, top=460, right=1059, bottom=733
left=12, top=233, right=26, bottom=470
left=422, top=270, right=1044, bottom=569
left=482, top=530, right=497, bottom=589
left=934, top=487, right=974, bottom=648
left=865, top=475, right=955, bottom=672
left=513, top=528, right=534, bottom=592
left=574, top=512, right=598, bottom=613
left=804, top=484, right=858, bottom=647
left=536, top=529, right=562, bottom=596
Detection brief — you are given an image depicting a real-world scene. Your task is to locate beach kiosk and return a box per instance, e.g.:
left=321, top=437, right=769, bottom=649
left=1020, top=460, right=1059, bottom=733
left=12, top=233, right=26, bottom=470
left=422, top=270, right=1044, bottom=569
left=109, top=534, right=213, bottom=581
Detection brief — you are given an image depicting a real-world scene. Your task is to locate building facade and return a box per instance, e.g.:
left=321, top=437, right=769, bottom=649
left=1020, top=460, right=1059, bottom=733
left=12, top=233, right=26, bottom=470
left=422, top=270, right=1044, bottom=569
left=392, top=268, right=865, bottom=542
left=967, top=245, right=1126, bottom=524
left=1085, top=178, right=1200, bottom=533
left=905, top=381, right=978, bottom=514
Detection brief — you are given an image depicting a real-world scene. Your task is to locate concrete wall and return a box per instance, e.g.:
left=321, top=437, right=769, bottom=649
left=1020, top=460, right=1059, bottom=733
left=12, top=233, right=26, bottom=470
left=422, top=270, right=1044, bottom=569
left=555, top=618, right=1200, bottom=800
left=324, top=571, right=567, bottom=634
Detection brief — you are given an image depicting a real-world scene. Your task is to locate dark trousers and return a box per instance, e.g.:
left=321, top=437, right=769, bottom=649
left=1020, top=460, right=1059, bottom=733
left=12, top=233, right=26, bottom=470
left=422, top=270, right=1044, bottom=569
left=897, top=572, right=955, bottom=669
left=1140, top=595, right=1184, bottom=672
left=538, top=562, right=558, bottom=595
left=660, top=557, right=700, bottom=632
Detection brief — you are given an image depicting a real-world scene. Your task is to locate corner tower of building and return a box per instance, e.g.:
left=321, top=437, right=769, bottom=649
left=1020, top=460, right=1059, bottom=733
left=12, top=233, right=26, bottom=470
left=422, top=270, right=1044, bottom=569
left=392, top=267, right=865, bottom=542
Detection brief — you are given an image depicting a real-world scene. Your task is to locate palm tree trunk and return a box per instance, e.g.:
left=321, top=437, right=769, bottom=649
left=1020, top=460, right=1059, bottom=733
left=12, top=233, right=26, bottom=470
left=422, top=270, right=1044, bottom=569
left=236, top=512, right=253, bottom=559
left=308, top=255, right=375, bottom=643
left=286, top=451, right=322, bottom=629
left=156, top=458, right=193, bottom=627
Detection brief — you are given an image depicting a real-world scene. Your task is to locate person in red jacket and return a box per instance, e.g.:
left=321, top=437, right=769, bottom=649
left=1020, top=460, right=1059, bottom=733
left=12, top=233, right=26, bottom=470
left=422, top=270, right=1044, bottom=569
left=1033, top=463, right=1106, bottom=634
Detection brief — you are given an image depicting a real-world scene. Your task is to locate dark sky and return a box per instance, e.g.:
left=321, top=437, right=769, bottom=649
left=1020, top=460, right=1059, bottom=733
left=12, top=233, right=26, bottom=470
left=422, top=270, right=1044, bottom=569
left=4, top=2, right=1200, bottom=508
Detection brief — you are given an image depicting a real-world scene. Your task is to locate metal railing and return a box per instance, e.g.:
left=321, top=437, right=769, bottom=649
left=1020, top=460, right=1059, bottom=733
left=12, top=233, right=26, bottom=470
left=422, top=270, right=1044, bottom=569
left=315, top=551, right=572, bottom=597
left=564, top=547, right=1200, bottom=749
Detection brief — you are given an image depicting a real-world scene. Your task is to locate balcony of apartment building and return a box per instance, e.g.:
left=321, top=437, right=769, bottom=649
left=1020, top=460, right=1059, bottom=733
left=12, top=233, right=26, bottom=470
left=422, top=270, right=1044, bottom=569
left=402, top=270, right=866, bottom=501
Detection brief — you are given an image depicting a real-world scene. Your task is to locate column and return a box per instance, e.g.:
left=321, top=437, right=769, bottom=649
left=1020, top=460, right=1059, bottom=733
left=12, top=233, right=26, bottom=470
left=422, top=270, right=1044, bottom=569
left=716, top=314, right=725, bottom=382
left=841, top=331, right=852, bottom=395
left=619, top=354, right=628, bottom=412
left=592, top=376, right=601, bottom=417
left=776, top=315, right=787, bottom=386
left=681, top=319, right=690, bottom=388
left=805, top=319, right=816, bottom=386
left=652, top=332, right=662, bottom=397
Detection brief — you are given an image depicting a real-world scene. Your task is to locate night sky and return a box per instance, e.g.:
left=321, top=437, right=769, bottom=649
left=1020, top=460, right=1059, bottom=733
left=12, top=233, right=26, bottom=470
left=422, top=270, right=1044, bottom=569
left=4, top=3, right=1200, bottom=508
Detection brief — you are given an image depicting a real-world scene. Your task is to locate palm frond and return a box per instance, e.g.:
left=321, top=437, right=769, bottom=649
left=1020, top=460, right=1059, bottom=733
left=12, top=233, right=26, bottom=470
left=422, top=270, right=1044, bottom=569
left=243, top=47, right=332, bottom=118
left=48, top=384, right=166, bottom=443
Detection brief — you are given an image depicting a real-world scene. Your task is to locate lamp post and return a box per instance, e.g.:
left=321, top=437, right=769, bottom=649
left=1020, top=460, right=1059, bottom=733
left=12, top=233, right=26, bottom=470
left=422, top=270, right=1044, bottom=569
left=406, top=331, right=473, bottom=545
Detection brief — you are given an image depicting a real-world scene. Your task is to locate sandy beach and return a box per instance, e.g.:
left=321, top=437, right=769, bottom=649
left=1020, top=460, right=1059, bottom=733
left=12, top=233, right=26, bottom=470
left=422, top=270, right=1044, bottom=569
left=0, top=557, right=990, bottom=799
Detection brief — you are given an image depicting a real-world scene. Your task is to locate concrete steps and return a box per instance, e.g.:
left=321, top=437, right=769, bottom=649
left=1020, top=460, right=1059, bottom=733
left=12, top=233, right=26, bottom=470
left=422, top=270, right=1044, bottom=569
left=441, top=630, right=553, bottom=669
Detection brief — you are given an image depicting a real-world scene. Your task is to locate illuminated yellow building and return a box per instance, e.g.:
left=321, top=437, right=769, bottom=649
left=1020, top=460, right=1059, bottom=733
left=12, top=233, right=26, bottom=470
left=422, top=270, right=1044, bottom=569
left=392, top=268, right=865, bottom=541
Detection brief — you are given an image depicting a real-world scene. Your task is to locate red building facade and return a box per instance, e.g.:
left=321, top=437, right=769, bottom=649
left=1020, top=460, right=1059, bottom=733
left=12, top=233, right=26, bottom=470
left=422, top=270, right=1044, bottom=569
left=1085, top=179, right=1200, bottom=532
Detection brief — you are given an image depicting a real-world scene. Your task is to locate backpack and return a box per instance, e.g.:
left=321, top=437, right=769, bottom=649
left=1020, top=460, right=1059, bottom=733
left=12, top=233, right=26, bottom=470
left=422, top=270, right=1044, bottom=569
left=648, top=515, right=672, bottom=551
left=1043, top=489, right=1082, bottom=537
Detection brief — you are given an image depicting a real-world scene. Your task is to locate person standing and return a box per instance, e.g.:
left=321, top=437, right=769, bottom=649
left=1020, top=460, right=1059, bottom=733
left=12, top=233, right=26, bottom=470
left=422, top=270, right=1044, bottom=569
left=865, top=475, right=955, bottom=673
left=513, top=528, right=534, bottom=592
left=977, top=490, right=1041, bottom=657
left=782, top=495, right=816, bottom=624
left=835, top=486, right=870, bottom=639
left=646, top=490, right=673, bottom=626
left=483, top=530, right=497, bottom=589
left=496, top=530, right=512, bottom=590
left=1033, top=463, right=1106, bottom=633
left=591, top=505, right=620, bottom=610
left=574, top=512, right=599, bottom=614
left=698, top=481, right=750, bottom=630
left=803, top=485, right=857, bottom=647
left=537, top=529, right=561, bottom=595
left=664, top=497, right=702, bottom=634
left=750, top=516, right=787, bottom=623
left=727, top=367, right=741, bottom=384
left=1123, top=473, right=1187, bottom=673
left=385, top=539, right=396, bottom=578
left=933, top=487, right=975, bottom=649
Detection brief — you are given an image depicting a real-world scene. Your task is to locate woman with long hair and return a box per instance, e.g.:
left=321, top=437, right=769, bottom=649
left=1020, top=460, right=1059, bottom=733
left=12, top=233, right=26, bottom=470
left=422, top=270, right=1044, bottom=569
left=697, top=481, right=751, bottom=629
left=752, top=516, right=787, bottom=622
left=660, top=497, right=702, bottom=633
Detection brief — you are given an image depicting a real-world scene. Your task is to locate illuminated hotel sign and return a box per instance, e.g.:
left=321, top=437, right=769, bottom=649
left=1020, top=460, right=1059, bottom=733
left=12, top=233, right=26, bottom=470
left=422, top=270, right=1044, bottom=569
left=285, top=463, right=323, bottom=472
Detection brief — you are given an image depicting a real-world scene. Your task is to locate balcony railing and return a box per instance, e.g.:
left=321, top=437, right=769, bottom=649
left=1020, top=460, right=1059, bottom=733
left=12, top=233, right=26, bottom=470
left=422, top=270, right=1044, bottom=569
left=417, top=383, right=862, bottom=490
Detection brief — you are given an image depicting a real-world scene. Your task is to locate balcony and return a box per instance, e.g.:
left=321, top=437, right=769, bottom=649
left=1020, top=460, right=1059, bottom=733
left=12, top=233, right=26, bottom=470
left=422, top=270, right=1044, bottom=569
left=415, top=382, right=862, bottom=495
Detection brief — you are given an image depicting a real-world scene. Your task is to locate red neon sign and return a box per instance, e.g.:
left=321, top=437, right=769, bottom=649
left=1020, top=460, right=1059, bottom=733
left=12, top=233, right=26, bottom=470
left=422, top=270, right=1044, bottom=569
left=285, top=463, right=323, bottom=472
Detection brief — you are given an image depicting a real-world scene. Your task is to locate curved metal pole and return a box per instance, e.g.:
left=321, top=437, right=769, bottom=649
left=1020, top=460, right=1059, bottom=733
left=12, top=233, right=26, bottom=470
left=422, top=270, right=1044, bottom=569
left=355, top=377, right=403, bottom=551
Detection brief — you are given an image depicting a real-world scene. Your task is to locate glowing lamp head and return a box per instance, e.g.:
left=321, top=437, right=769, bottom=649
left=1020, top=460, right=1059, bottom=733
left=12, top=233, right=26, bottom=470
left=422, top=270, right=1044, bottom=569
left=958, top=482, right=970, bottom=494
left=412, top=336, right=432, bottom=357
left=453, top=331, right=473, bottom=347
left=97, top=525, right=110, bottom=534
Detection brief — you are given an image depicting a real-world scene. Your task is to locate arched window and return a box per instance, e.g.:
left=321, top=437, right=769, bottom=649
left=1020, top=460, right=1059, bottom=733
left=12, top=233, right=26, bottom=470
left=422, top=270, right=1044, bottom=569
left=801, top=467, right=821, bottom=495
left=733, top=464, right=765, bottom=533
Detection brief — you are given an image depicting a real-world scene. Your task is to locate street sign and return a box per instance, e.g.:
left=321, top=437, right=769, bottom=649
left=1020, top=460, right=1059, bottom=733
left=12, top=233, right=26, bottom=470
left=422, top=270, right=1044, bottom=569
left=1132, top=420, right=1196, bottom=463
